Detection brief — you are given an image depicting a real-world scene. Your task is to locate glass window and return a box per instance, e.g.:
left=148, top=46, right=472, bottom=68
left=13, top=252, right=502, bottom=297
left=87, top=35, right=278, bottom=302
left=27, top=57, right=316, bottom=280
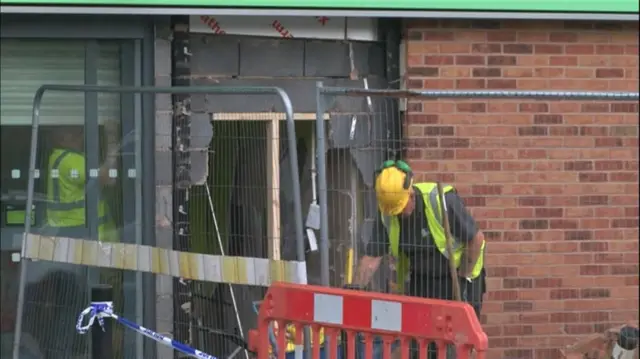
left=0, top=39, right=136, bottom=359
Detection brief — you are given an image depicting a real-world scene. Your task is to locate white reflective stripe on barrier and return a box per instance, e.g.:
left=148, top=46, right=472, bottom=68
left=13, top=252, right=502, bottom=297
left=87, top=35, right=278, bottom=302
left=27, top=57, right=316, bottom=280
left=313, top=293, right=404, bottom=333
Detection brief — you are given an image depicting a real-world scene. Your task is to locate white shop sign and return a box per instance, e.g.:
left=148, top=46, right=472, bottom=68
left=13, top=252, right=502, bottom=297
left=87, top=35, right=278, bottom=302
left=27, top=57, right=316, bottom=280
left=189, top=16, right=378, bottom=41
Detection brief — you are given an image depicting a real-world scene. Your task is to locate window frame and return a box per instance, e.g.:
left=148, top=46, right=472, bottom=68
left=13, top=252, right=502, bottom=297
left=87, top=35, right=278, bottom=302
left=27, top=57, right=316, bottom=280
left=0, top=15, right=156, bottom=359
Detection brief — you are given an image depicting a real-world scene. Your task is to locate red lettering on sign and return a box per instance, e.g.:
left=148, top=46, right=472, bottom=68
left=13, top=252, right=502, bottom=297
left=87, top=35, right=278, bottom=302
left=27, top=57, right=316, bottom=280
left=200, top=15, right=226, bottom=35
left=316, top=16, right=329, bottom=25
left=272, top=20, right=294, bottom=38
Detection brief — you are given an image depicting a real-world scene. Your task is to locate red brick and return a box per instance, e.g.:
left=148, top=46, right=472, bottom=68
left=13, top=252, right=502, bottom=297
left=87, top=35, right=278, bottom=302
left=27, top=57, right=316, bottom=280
left=472, top=67, right=501, bottom=77
left=518, top=126, right=548, bottom=136
left=504, top=44, right=534, bottom=54
left=423, top=55, right=454, bottom=65
left=596, top=68, right=625, bottom=78
left=519, top=103, right=549, bottom=113
left=487, top=31, right=517, bottom=42
left=549, top=32, right=578, bottom=43
left=564, top=230, right=593, bottom=241
left=534, top=208, right=563, bottom=218
left=488, top=55, right=517, bottom=66
left=566, top=44, right=595, bottom=54
left=455, top=78, right=486, bottom=89
left=422, top=30, right=454, bottom=41
left=455, top=55, right=485, bottom=65
left=596, top=44, right=626, bottom=54
left=405, top=20, right=638, bottom=356
left=504, top=301, right=534, bottom=312
left=471, top=43, right=501, bottom=53
left=579, top=172, right=608, bottom=182
left=534, top=44, right=564, bottom=54
left=487, top=79, right=517, bottom=89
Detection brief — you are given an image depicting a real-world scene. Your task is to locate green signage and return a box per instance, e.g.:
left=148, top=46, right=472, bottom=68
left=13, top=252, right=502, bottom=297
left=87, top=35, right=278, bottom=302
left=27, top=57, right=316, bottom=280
left=1, top=0, right=638, bottom=13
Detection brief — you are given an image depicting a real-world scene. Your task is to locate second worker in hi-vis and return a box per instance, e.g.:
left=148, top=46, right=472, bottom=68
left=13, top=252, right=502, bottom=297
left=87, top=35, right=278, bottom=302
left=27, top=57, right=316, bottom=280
left=46, top=126, right=119, bottom=242
left=353, top=160, right=487, bottom=359
left=44, top=126, right=124, bottom=358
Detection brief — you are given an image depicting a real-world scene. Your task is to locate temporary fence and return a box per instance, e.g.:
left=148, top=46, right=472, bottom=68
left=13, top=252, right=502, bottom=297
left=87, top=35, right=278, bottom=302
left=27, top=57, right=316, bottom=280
left=313, top=84, right=639, bottom=357
left=247, top=282, right=488, bottom=359
left=10, top=84, right=308, bottom=359
left=70, top=280, right=487, bottom=359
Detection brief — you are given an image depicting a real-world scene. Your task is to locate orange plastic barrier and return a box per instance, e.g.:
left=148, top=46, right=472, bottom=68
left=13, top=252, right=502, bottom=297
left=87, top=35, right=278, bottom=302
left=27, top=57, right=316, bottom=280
left=248, top=282, right=488, bottom=359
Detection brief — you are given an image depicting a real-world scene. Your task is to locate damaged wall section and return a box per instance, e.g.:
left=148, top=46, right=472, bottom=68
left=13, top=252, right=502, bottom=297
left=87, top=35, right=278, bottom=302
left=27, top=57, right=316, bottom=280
left=182, top=23, right=400, bottom=356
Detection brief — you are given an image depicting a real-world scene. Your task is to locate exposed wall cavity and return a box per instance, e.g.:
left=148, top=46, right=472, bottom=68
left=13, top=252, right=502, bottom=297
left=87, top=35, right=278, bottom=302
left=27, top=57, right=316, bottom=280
left=179, top=24, right=401, bottom=354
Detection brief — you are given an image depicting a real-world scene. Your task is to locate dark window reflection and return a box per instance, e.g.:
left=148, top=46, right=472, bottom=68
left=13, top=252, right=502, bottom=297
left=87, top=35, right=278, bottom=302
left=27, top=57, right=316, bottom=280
left=1, top=39, right=129, bottom=359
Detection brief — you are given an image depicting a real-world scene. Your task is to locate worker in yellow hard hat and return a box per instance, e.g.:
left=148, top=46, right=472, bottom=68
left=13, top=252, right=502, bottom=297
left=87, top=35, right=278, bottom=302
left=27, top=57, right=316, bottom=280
left=352, top=160, right=487, bottom=359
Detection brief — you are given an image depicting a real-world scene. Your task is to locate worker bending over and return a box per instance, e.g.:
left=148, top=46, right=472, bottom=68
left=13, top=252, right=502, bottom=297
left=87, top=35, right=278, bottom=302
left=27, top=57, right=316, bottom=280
left=353, top=160, right=486, bottom=357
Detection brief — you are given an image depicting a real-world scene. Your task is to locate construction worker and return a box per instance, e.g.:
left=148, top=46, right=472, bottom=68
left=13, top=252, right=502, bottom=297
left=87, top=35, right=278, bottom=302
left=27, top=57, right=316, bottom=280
left=353, top=160, right=486, bottom=358
left=45, top=126, right=123, bottom=358
left=46, top=126, right=118, bottom=241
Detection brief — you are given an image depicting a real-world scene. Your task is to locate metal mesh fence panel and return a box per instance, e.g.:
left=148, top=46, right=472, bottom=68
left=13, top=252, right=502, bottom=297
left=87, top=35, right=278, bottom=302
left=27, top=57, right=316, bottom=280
left=183, top=113, right=308, bottom=357
left=10, top=85, right=307, bottom=359
left=314, top=85, right=639, bottom=359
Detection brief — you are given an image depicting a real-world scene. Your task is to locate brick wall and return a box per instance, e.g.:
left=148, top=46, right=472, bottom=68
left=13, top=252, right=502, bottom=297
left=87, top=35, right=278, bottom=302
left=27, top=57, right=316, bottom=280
left=404, top=20, right=639, bottom=358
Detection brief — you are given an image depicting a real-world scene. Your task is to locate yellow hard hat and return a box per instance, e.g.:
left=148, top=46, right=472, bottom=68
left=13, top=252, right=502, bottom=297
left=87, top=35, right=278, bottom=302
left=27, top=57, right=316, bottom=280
left=375, top=165, right=412, bottom=216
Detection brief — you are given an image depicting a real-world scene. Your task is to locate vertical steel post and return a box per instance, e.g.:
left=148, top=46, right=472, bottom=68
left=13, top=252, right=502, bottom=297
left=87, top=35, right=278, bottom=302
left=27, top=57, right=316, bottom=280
left=91, top=285, right=114, bottom=359
left=313, top=82, right=331, bottom=358
left=277, top=88, right=311, bottom=358
left=315, top=81, right=330, bottom=287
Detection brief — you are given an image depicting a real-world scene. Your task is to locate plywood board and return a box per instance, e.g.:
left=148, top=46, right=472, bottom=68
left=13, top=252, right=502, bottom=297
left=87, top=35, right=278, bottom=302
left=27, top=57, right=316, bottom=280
left=266, top=119, right=281, bottom=261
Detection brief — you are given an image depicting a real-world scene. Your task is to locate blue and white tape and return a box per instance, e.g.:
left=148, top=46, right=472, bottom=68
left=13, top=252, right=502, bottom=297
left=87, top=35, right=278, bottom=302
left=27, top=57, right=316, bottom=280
left=77, top=301, right=218, bottom=359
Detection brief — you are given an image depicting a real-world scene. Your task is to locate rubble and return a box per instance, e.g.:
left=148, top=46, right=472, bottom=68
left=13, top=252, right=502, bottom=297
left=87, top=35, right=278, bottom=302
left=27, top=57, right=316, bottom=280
left=562, top=324, right=639, bottom=359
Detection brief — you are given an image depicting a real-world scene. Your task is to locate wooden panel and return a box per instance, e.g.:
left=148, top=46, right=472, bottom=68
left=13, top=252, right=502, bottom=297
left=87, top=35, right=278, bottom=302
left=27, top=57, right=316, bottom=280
left=266, top=118, right=281, bottom=261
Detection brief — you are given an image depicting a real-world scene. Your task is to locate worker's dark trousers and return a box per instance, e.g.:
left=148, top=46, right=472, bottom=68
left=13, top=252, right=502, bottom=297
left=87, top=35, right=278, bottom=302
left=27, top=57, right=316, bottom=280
left=407, top=272, right=486, bottom=359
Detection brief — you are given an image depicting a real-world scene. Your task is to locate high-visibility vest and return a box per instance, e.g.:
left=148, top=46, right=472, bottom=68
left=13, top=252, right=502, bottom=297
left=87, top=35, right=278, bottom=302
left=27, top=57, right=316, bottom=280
left=46, top=148, right=117, bottom=242
left=381, top=182, right=486, bottom=292
left=273, top=323, right=325, bottom=353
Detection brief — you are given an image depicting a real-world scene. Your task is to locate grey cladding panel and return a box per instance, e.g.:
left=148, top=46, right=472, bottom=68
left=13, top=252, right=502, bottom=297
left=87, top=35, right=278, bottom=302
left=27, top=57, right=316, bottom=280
left=190, top=113, right=213, bottom=185
left=189, top=76, right=389, bottom=114
left=325, top=78, right=375, bottom=113
left=193, top=77, right=387, bottom=113
left=155, top=151, right=172, bottom=186
left=154, top=40, right=172, bottom=79
left=360, top=42, right=386, bottom=78
left=190, top=151, right=209, bottom=185
left=191, top=113, right=213, bottom=150
left=346, top=42, right=386, bottom=77
left=191, top=78, right=317, bottom=113
left=304, top=41, right=386, bottom=77
left=329, top=114, right=372, bottom=149
left=304, top=41, right=350, bottom=77
left=191, top=35, right=239, bottom=76
left=351, top=148, right=385, bottom=188
left=239, top=38, right=304, bottom=77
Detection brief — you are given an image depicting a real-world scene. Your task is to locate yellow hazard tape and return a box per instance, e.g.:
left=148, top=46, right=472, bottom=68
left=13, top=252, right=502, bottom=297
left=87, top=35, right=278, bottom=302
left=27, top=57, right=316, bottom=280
left=22, top=233, right=306, bottom=286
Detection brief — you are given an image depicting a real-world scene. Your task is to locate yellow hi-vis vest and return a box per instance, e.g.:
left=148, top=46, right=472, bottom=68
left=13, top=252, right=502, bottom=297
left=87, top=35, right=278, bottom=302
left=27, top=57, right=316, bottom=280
left=381, top=182, right=485, bottom=293
left=46, top=149, right=117, bottom=242
left=274, top=324, right=325, bottom=353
